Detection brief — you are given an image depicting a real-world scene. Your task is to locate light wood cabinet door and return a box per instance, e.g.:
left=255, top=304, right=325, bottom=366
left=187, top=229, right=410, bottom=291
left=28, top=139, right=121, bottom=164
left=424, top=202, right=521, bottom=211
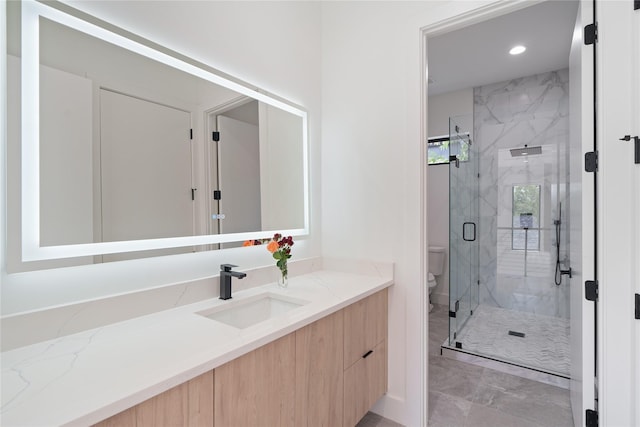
left=93, top=370, right=214, bottom=427
left=295, top=310, right=344, bottom=427
left=93, top=407, right=136, bottom=427
left=343, top=289, right=388, bottom=369
left=214, top=333, right=296, bottom=427
left=343, top=341, right=387, bottom=427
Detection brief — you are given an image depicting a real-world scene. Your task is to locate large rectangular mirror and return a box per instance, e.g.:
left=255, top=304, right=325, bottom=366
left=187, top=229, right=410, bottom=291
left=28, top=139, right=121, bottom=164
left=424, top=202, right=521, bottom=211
left=11, top=1, right=309, bottom=262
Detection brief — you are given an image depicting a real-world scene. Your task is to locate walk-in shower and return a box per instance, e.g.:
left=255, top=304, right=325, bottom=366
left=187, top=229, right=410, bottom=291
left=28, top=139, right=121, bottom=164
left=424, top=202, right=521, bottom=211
left=443, top=70, right=573, bottom=379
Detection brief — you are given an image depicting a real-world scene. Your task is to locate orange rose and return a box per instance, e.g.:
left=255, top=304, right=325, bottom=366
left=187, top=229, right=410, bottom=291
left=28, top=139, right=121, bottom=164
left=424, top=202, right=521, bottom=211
left=266, top=241, right=279, bottom=253
left=243, top=240, right=255, bottom=247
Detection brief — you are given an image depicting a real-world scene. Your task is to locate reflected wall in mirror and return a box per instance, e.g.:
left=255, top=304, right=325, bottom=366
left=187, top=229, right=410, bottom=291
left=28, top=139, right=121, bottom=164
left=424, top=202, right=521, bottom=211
left=9, top=1, right=308, bottom=264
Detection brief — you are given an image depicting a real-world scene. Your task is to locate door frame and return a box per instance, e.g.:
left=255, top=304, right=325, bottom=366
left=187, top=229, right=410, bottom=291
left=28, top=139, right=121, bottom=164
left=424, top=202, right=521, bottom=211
left=204, top=96, right=254, bottom=244
left=419, top=1, right=590, bottom=425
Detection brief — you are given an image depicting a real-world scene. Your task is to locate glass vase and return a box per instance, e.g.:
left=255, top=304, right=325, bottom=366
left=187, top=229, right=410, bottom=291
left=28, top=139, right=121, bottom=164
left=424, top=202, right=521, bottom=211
left=278, top=269, right=288, bottom=288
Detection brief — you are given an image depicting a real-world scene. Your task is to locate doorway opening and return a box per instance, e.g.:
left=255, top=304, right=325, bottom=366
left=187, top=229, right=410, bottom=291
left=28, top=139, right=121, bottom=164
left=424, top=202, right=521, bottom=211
left=422, top=0, right=593, bottom=424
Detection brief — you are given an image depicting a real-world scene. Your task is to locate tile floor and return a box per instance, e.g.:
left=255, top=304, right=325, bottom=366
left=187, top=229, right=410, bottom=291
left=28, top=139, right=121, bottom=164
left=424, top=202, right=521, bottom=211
left=453, top=304, right=570, bottom=376
left=355, top=303, right=574, bottom=427
left=356, top=412, right=403, bottom=427
left=428, top=303, right=574, bottom=427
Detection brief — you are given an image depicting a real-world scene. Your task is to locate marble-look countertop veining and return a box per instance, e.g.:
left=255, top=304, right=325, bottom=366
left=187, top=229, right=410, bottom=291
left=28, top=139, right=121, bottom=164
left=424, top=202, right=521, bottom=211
left=1, top=267, right=393, bottom=426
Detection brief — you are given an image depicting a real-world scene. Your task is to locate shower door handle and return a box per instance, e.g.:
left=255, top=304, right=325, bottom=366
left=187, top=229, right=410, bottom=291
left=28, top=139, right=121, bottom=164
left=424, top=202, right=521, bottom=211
left=463, top=222, right=476, bottom=241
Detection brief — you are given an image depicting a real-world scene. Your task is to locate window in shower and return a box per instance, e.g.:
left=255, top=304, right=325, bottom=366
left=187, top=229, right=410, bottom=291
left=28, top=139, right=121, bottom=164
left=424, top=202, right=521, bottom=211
left=427, top=135, right=470, bottom=165
left=512, top=184, right=540, bottom=251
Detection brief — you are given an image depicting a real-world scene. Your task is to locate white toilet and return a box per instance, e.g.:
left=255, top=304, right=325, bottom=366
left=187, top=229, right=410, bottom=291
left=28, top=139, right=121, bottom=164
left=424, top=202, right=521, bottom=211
left=428, top=246, right=446, bottom=312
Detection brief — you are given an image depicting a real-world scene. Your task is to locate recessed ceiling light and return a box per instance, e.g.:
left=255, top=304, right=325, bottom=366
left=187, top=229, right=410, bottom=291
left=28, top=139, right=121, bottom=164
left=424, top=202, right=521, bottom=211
left=509, top=45, right=526, bottom=55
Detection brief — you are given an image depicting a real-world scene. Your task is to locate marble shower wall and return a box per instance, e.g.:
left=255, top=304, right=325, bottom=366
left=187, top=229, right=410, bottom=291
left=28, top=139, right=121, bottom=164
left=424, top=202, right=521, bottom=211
left=473, top=69, right=570, bottom=319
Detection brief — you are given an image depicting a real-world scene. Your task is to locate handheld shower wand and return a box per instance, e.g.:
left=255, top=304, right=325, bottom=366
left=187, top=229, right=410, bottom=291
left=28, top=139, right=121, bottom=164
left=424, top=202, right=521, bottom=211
left=554, top=203, right=572, bottom=285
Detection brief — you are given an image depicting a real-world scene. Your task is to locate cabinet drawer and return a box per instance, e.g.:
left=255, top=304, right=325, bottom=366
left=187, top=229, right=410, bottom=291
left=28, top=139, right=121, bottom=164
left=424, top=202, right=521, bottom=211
left=343, top=340, right=387, bottom=427
left=343, top=289, right=388, bottom=369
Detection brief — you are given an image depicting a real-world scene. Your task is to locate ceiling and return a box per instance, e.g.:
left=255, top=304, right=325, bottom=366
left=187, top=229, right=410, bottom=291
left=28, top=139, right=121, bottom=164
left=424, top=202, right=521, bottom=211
left=427, top=0, right=579, bottom=96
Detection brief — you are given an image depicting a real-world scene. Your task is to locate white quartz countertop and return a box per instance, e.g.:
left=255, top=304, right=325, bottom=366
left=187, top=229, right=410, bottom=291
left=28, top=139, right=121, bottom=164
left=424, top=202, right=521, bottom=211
left=1, top=268, right=393, bottom=426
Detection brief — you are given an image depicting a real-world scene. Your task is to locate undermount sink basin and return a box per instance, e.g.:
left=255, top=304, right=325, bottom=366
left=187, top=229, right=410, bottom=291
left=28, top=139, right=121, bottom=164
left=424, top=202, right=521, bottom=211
left=197, top=293, right=308, bottom=329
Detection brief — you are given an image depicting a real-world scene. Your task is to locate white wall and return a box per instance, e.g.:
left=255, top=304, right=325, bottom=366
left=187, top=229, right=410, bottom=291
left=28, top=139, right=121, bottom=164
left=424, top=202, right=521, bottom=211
left=427, top=88, right=473, bottom=305
left=1, top=1, right=322, bottom=314
left=320, top=2, right=511, bottom=424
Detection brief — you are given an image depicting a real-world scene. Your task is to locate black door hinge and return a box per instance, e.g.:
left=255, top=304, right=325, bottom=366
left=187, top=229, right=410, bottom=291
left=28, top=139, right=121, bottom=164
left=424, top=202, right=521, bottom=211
left=190, top=129, right=193, bottom=140
left=585, top=151, right=598, bottom=172
left=584, top=23, right=597, bottom=45
left=213, top=190, right=221, bottom=200
left=635, top=294, right=640, bottom=320
left=586, top=281, right=598, bottom=302
left=619, top=135, right=640, bottom=164
left=212, top=131, right=220, bottom=142
left=586, top=409, right=598, bottom=427
left=191, top=188, right=197, bottom=201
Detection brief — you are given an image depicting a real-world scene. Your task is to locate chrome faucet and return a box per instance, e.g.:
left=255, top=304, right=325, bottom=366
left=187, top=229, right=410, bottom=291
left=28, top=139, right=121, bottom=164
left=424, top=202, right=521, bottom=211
left=219, top=264, right=246, bottom=300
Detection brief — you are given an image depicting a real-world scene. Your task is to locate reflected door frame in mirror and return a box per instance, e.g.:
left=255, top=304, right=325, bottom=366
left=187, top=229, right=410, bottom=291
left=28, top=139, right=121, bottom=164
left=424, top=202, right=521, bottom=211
left=17, top=0, right=309, bottom=262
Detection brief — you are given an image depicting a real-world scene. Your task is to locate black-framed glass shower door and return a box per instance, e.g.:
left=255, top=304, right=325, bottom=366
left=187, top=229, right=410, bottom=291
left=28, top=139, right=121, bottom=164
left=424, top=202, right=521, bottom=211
left=448, top=116, right=479, bottom=345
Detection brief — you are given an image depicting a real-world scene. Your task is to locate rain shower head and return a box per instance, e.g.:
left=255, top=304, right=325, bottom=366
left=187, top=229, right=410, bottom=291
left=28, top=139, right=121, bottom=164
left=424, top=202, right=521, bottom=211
left=510, top=145, right=542, bottom=157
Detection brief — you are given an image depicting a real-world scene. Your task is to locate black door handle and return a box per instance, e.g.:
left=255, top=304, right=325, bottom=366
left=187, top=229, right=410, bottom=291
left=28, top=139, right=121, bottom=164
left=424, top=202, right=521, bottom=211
left=463, top=222, right=476, bottom=242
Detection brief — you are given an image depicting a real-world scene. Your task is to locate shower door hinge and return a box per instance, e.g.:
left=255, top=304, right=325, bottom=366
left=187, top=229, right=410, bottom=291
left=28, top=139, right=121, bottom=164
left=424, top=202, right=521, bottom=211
left=585, top=280, right=598, bottom=302
left=449, top=155, right=459, bottom=168
left=449, top=300, right=460, bottom=318
left=635, top=293, right=640, bottom=319
left=585, top=151, right=598, bottom=172
left=190, top=129, right=193, bottom=140
left=584, top=23, right=597, bottom=45
left=586, top=409, right=598, bottom=427
left=212, top=131, right=220, bottom=142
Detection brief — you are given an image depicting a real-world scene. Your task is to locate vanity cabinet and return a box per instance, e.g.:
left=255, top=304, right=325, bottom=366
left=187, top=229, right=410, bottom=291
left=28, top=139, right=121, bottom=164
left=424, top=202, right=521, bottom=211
left=93, top=370, right=214, bottom=427
left=214, top=333, right=296, bottom=426
left=92, top=289, right=388, bottom=427
left=343, top=289, right=388, bottom=427
left=295, top=310, right=344, bottom=426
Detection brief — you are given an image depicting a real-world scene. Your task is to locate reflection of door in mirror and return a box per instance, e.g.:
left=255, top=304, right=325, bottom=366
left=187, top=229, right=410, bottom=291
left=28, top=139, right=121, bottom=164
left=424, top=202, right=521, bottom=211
left=100, top=90, right=195, bottom=261
left=11, top=3, right=308, bottom=266
left=214, top=102, right=261, bottom=249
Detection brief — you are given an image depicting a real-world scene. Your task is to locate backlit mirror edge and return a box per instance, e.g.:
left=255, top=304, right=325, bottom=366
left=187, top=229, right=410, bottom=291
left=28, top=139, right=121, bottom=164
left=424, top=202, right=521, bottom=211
left=21, top=0, right=310, bottom=262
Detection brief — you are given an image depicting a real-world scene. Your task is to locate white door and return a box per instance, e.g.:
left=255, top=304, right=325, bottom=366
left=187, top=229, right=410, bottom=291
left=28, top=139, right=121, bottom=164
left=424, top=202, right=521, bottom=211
left=597, top=1, right=639, bottom=425
left=568, top=1, right=595, bottom=425
left=100, top=89, right=194, bottom=261
left=634, top=6, right=640, bottom=426
left=216, top=115, right=261, bottom=248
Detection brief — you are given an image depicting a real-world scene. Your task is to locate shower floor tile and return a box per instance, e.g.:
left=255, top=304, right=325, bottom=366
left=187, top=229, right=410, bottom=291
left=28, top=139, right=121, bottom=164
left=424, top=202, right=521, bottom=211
left=453, top=305, right=569, bottom=376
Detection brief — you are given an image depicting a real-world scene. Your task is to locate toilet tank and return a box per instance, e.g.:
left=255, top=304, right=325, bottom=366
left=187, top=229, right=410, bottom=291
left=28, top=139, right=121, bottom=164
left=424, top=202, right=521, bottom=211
left=428, top=246, right=446, bottom=276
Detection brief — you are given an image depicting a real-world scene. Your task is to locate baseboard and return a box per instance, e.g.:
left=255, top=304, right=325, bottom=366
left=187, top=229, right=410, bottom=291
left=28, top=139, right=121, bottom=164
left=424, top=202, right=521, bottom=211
left=371, top=393, right=406, bottom=425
